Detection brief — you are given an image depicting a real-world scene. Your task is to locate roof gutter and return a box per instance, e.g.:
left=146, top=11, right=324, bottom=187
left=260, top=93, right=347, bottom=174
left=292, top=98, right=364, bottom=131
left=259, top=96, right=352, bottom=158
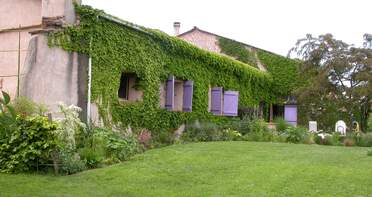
left=99, top=14, right=152, bottom=36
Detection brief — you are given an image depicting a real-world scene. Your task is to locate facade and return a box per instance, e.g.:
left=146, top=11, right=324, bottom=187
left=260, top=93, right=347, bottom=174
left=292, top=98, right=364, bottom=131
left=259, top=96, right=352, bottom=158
left=0, top=0, right=88, bottom=118
left=175, top=23, right=298, bottom=125
left=0, top=0, right=79, bottom=99
left=0, top=2, right=292, bottom=132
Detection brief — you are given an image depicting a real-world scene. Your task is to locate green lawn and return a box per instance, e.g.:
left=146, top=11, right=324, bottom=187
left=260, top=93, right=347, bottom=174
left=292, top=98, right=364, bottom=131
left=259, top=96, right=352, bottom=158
left=1, top=142, right=371, bottom=197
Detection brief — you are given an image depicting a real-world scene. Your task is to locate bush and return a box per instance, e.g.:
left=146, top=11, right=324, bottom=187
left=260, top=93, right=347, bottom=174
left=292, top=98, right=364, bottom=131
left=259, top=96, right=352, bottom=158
left=221, top=128, right=242, bottom=141
left=0, top=116, right=58, bottom=173
left=79, top=147, right=104, bottom=168
left=243, top=119, right=272, bottom=142
left=183, top=121, right=223, bottom=142
left=12, top=97, right=47, bottom=117
left=274, top=118, right=289, bottom=133
left=367, top=149, right=372, bottom=156
left=367, top=113, right=372, bottom=132
left=59, top=151, right=86, bottom=175
left=284, top=126, right=307, bottom=143
left=356, top=132, right=372, bottom=147
left=0, top=91, right=17, bottom=138
left=106, top=132, right=139, bottom=162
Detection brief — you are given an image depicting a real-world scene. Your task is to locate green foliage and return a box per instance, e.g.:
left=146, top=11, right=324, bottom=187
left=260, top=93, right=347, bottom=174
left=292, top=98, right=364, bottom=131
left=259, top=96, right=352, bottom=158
left=0, top=91, right=17, bottom=140
left=59, top=152, right=87, bottom=175
left=221, top=128, right=242, bottom=141
left=105, top=132, right=139, bottom=162
left=55, top=103, right=87, bottom=151
left=12, top=97, right=48, bottom=117
left=183, top=121, right=224, bottom=142
left=274, top=117, right=290, bottom=132
left=49, top=5, right=276, bottom=136
left=78, top=147, right=104, bottom=168
left=257, top=51, right=299, bottom=102
left=0, top=116, right=58, bottom=173
left=218, top=37, right=258, bottom=67
left=284, top=126, right=307, bottom=143
left=367, top=149, right=372, bottom=156
left=356, top=132, right=372, bottom=147
left=242, top=119, right=272, bottom=142
left=367, top=113, right=372, bottom=132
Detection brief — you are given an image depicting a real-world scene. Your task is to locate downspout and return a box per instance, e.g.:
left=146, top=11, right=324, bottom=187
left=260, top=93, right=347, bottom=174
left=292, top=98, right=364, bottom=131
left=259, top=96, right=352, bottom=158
left=87, top=36, right=93, bottom=127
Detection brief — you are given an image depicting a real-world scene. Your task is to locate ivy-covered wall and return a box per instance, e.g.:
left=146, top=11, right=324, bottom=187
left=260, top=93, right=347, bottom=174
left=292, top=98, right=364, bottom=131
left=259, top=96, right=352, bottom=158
left=217, top=37, right=299, bottom=103
left=49, top=5, right=281, bottom=136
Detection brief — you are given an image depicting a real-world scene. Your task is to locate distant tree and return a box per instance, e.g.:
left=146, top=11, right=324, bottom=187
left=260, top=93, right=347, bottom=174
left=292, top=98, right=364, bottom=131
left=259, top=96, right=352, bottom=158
left=290, top=34, right=372, bottom=131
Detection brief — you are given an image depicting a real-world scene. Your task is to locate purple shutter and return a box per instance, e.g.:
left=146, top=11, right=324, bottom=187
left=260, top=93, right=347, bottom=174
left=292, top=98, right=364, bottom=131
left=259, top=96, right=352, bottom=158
left=165, top=75, right=175, bottom=111
left=284, top=104, right=297, bottom=126
left=211, top=87, right=223, bottom=115
left=223, top=91, right=239, bottom=116
left=183, top=80, right=193, bottom=112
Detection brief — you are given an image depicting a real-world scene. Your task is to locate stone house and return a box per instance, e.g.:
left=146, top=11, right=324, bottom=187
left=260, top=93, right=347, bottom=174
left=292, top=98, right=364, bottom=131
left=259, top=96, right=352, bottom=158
left=0, top=1, right=291, bottom=131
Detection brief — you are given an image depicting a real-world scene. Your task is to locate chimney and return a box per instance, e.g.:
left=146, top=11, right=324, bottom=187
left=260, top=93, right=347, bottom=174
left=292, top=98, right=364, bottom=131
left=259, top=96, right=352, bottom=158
left=174, top=22, right=180, bottom=36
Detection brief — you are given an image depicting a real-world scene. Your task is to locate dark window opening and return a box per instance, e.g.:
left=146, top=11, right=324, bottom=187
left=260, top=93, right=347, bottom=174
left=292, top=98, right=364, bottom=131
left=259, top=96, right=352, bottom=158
left=118, top=73, right=129, bottom=99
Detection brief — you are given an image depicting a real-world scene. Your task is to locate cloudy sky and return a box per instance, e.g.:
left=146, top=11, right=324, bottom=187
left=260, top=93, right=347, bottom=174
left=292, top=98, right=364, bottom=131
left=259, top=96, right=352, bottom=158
left=83, top=0, right=372, bottom=56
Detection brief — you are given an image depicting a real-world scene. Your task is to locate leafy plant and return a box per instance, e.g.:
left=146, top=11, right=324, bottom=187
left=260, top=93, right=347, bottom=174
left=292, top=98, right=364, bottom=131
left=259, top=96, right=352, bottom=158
left=0, top=116, right=58, bottom=173
left=0, top=91, right=17, bottom=140
left=12, top=97, right=48, bottom=117
left=274, top=117, right=290, bottom=133
left=243, top=119, right=272, bottom=142
left=284, top=126, right=307, bottom=143
left=55, top=103, right=87, bottom=151
left=222, top=128, right=242, bottom=141
left=367, top=149, right=372, bottom=156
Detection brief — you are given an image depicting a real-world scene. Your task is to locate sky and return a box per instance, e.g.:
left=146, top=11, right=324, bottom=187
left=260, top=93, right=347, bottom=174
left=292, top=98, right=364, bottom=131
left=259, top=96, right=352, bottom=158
left=83, top=0, right=372, bottom=56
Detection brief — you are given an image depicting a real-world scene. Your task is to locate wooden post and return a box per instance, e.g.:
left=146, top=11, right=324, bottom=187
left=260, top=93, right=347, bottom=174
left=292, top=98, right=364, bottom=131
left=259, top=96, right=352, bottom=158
left=269, top=104, right=273, bottom=122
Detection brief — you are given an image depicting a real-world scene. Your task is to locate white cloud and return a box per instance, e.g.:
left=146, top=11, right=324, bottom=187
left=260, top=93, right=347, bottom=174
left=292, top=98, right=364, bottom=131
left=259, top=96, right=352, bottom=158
left=83, top=0, right=372, bottom=56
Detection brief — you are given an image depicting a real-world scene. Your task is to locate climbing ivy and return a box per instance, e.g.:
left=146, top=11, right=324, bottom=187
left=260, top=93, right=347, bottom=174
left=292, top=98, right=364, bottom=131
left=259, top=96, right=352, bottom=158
left=218, top=37, right=258, bottom=68
left=48, top=5, right=280, bottom=137
left=257, top=51, right=299, bottom=102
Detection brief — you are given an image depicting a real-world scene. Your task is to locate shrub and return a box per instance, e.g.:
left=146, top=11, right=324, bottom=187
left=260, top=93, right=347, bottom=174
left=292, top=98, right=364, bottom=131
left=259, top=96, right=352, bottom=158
left=367, top=149, right=372, bottom=156
left=55, top=103, right=87, bottom=151
left=356, top=132, right=372, bottom=147
left=59, top=151, right=86, bottom=175
left=367, top=113, right=372, bottom=132
left=0, top=91, right=17, bottom=139
left=284, top=126, right=307, bottom=143
left=274, top=118, right=289, bottom=133
left=302, top=132, right=315, bottom=144
left=106, top=132, right=139, bottom=162
left=12, top=97, right=48, bottom=117
left=183, top=121, right=223, bottom=142
left=221, top=128, right=242, bottom=141
left=243, top=119, right=272, bottom=142
left=0, top=116, right=58, bottom=173
left=79, top=147, right=104, bottom=168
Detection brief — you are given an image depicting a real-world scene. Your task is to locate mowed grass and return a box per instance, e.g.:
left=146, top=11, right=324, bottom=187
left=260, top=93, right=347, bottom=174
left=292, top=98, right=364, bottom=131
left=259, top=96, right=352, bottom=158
left=1, top=142, right=371, bottom=197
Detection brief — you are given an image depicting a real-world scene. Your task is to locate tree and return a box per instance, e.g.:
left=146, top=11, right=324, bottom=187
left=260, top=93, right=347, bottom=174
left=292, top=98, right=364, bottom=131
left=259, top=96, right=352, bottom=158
left=290, top=34, right=372, bottom=132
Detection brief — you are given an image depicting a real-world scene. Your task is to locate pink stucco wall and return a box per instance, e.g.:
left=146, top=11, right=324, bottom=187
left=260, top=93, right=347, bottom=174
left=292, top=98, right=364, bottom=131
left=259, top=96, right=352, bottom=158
left=178, top=28, right=266, bottom=71
left=178, top=28, right=221, bottom=53
left=0, top=0, right=42, bottom=98
left=0, top=0, right=79, bottom=99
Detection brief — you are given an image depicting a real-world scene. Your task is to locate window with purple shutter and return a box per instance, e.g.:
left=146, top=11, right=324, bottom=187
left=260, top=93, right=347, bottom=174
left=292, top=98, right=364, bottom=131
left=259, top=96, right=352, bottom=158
left=211, top=87, right=223, bottom=115
left=183, top=80, right=193, bottom=112
left=165, top=75, right=175, bottom=111
left=223, top=91, right=239, bottom=116
left=284, top=104, right=297, bottom=126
